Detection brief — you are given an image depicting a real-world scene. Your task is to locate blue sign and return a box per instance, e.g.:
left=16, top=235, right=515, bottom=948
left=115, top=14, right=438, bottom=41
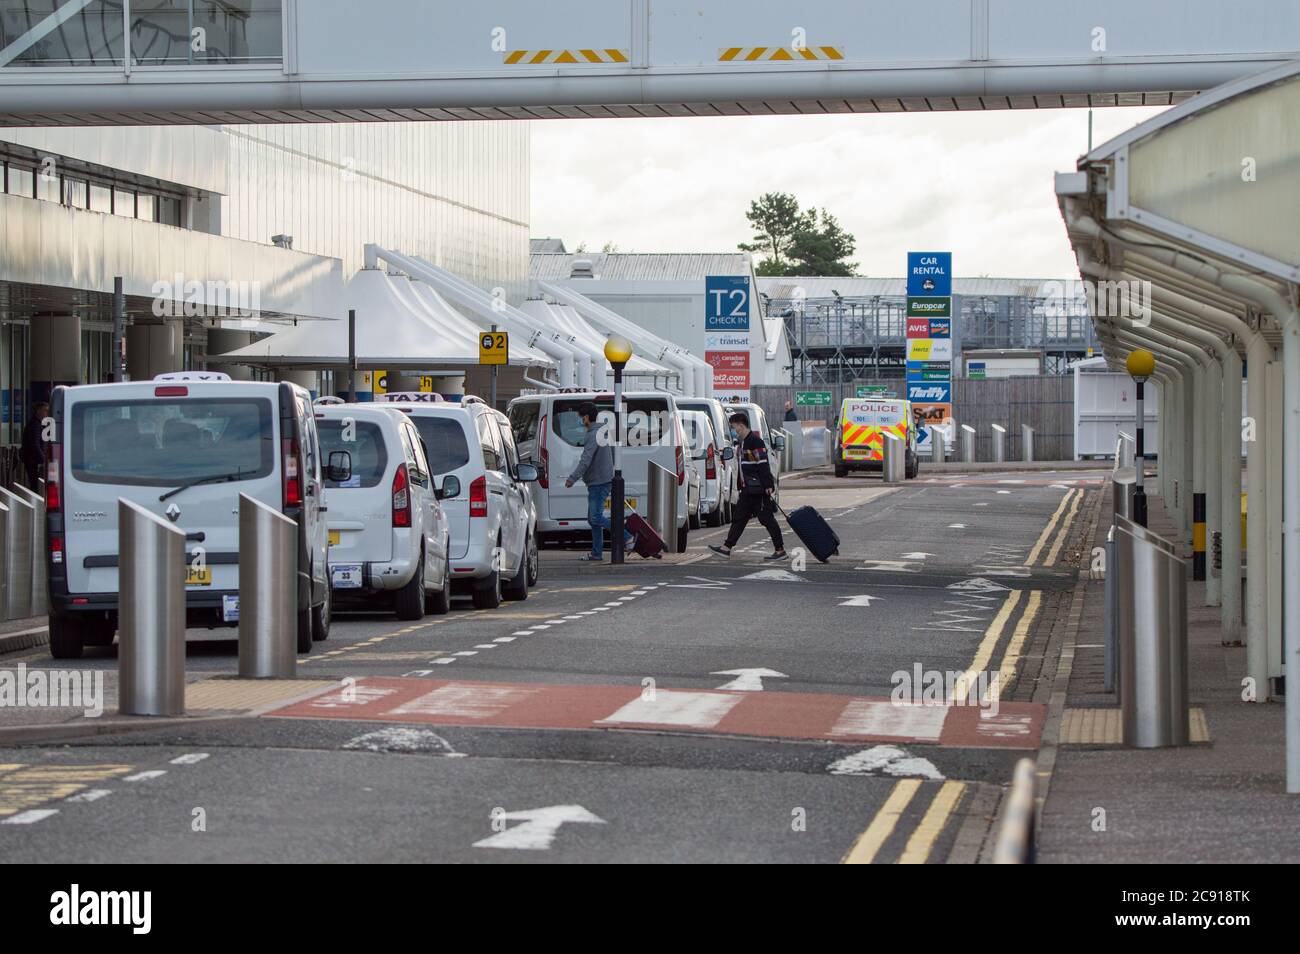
left=907, top=252, right=952, bottom=297
left=928, top=318, right=951, bottom=338
left=907, top=382, right=952, bottom=404
left=705, top=275, right=751, bottom=332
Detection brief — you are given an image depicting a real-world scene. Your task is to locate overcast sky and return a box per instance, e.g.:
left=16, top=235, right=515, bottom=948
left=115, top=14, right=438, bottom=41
left=531, top=105, right=1168, bottom=280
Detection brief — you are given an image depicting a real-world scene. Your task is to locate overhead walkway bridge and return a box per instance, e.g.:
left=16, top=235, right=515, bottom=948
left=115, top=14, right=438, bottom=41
left=2, top=1, right=1300, bottom=125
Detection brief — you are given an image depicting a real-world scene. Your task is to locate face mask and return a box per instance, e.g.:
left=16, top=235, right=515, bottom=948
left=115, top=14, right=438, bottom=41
left=729, top=428, right=738, bottom=441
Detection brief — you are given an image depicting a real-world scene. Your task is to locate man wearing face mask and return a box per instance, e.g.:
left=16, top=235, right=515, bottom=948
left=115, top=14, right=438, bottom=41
left=710, top=411, right=786, bottom=560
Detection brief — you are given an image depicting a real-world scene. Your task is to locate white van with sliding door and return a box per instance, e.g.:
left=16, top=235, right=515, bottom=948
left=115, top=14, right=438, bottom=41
left=507, top=390, right=691, bottom=552
left=46, top=373, right=342, bottom=658
left=386, top=397, right=539, bottom=609
left=314, top=403, right=452, bottom=619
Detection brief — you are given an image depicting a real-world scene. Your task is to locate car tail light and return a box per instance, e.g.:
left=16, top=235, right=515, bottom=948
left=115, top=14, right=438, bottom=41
left=705, top=443, right=717, bottom=480
left=282, top=438, right=302, bottom=508
left=45, top=443, right=62, bottom=512
left=674, top=418, right=686, bottom=486
left=49, top=535, right=63, bottom=565
left=392, top=463, right=411, bottom=527
left=469, top=475, right=488, bottom=518
left=154, top=385, right=187, bottom=397
left=538, top=414, right=549, bottom=488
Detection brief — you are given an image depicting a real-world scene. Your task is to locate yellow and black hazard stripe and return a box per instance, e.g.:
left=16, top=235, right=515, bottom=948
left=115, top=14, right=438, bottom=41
left=503, top=49, right=628, bottom=65
left=719, top=45, right=844, bottom=62
left=1192, top=492, right=1207, bottom=580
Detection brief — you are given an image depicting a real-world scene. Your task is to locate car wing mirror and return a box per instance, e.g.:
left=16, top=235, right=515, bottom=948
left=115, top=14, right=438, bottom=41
left=326, top=450, right=352, bottom=483
left=437, top=475, right=461, bottom=500
left=720, top=446, right=735, bottom=461
left=516, top=462, right=540, bottom=483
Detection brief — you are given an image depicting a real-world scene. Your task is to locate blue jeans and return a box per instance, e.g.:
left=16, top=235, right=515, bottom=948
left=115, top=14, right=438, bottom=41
left=587, top=482, right=633, bottom=557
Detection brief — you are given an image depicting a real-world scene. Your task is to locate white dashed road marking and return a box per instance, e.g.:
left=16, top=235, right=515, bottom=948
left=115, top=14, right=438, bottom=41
left=169, top=753, right=209, bottom=766
left=124, top=770, right=166, bottom=782
left=3, top=809, right=59, bottom=825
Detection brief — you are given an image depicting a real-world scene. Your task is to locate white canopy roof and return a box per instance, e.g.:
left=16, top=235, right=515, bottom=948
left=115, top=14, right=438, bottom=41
left=518, top=299, right=672, bottom=379
left=212, top=268, right=554, bottom=370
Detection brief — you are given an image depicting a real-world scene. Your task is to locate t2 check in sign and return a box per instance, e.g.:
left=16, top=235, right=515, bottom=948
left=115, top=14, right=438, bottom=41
left=705, top=275, right=751, bottom=332
left=479, top=331, right=508, bottom=365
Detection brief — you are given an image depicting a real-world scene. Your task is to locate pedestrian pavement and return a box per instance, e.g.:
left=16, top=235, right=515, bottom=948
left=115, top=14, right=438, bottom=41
left=1037, top=485, right=1298, bottom=863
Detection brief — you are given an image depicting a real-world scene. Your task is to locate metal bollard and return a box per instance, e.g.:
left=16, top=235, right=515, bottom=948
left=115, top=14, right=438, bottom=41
left=239, top=494, right=298, bottom=678
left=0, top=488, right=33, bottom=620
left=15, top=485, right=48, bottom=616
left=1115, top=514, right=1190, bottom=747
left=1021, top=424, right=1035, bottom=462
left=647, top=462, right=679, bottom=554
left=118, top=499, right=186, bottom=717
left=0, top=502, right=8, bottom=619
left=928, top=426, right=944, bottom=464
left=1112, top=467, right=1136, bottom=521
left=961, top=424, right=976, bottom=464
left=992, top=424, right=1006, bottom=463
left=1104, top=528, right=1118, bottom=693
left=882, top=433, right=902, bottom=483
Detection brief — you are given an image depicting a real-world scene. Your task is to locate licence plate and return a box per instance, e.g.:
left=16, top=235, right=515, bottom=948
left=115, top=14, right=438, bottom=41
left=328, top=529, right=341, bottom=546
left=331, top=564, right=362, bottom=589
left=604, top=497, right=637, bottom=512
left=185, top=566, right=212, bottom=586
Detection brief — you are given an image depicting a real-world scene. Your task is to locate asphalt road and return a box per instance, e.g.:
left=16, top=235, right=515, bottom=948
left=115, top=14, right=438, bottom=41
left=0, top=469, right=1101, bottom=864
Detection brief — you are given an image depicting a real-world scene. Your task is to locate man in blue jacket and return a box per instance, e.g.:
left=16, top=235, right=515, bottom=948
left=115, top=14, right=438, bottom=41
left=564, top=401, right=634, bottom=562
left=709, top=411, right=787, bottom=560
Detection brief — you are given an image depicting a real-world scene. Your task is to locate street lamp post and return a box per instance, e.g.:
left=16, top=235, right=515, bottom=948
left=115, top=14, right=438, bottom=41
left=604, top=336, right=634, bottom=565
left=1127, top=349, right=1156, bottom=527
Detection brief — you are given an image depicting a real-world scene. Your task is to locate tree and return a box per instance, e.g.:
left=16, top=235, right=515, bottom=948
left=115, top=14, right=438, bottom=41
left=738, top=192, right=857, bottom=276
left=738, top=192, right=812, bottom=275
left=789, top=209, right=857, bottom=276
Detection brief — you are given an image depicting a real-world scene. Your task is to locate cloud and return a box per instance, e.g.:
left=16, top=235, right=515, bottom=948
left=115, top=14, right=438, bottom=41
left=531, top=106, right=1168, bottom=277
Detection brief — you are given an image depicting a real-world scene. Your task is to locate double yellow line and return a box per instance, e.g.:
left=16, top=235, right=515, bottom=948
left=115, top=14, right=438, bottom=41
left=843, top=584, right=1043, bottom=863
left=1026, top=487, right=1083, bottom=567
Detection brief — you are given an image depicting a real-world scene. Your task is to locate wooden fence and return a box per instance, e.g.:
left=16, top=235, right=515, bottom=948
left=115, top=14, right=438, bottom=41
left=752, top=375, right=1076, bottom=461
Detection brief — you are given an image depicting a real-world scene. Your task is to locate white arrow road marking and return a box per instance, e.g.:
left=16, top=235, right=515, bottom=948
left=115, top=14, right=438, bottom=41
left=740, top=569, right=805, bottom=582
left=828, top=745, right=944, bottom=779
left=711, top=668, right=789, bottom=691
left=900, top=552, right=933, bottom=560
left=839, top=594, right=882, bottom=607
left=473, top=805, right=606, bottom=850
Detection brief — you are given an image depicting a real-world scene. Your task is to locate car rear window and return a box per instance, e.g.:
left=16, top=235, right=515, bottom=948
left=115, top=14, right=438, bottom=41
left=69, top=398, right=274, bottom=487
left=680, top=413, right=714, bottom=457
left=316, top=419, right=388, bottom=488
left=552, top=398, right=672, bottom=448
left=409, top=415, right=471, bottom=475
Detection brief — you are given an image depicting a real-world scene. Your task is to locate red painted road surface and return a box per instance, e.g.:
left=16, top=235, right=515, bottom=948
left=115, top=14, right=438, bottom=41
left=267, top=677, right=1045, bottom=749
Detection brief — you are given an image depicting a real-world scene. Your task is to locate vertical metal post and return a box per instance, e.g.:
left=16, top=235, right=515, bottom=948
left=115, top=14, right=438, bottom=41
left=882, top=434, right=901, bottom=483
left=0, top=503, right=8, bottom=618
left=1021, top=424, right=1035, bottom=463
left=961, top=424, right=976, bottom=464
left=16, top=484, right=47, bottom=616
left=0, top=488, right=33, bottom=620
left=238, top=494, right=298, bottom=678
left=611, top=365, right=626, bottom=564
left=1104, top=528, right=1118, bottom=693
left=992, top=424, right=1006, bottom=463
left=112, top=275, right=126, bottom=382
left=489, top=323, right=499, bottom=409
left=929, top=425, right=944, bottom=464
left=1133, top=379, right=1148, bottom=527
left=343, top=309, right=356, bottom=399
left=118, top=499, right=186, bottom=717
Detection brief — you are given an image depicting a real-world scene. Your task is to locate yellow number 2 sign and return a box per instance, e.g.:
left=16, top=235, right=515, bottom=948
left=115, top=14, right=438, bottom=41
left=479, top=331, right=508, bottom=366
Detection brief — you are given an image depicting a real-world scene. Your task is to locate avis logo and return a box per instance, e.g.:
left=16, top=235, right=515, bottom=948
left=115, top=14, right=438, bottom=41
left=50, top=884, right=151, bottom=934
left=910, top=387, right=948, bottom=400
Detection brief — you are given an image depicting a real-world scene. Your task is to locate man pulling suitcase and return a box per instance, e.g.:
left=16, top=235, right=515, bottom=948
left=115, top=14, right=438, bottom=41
left=709, top=411, right=787, bottom=561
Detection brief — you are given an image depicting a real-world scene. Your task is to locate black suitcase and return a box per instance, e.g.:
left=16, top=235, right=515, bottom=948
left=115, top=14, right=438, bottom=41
left=781, top=505, right=840, bottom=563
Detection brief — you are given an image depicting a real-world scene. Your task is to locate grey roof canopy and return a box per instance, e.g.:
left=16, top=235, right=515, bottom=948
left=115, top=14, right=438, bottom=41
left=212, top=267, right=555, bottom=370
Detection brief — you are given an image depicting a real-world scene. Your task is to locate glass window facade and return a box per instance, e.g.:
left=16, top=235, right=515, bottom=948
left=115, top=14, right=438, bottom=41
left=0, top=1, right=281, bottom=67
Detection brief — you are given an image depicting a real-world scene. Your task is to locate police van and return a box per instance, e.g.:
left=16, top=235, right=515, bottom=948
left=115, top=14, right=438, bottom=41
left=833, top=397, right=919, bottom=479
left=46, top=373, right=344, bottom=658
